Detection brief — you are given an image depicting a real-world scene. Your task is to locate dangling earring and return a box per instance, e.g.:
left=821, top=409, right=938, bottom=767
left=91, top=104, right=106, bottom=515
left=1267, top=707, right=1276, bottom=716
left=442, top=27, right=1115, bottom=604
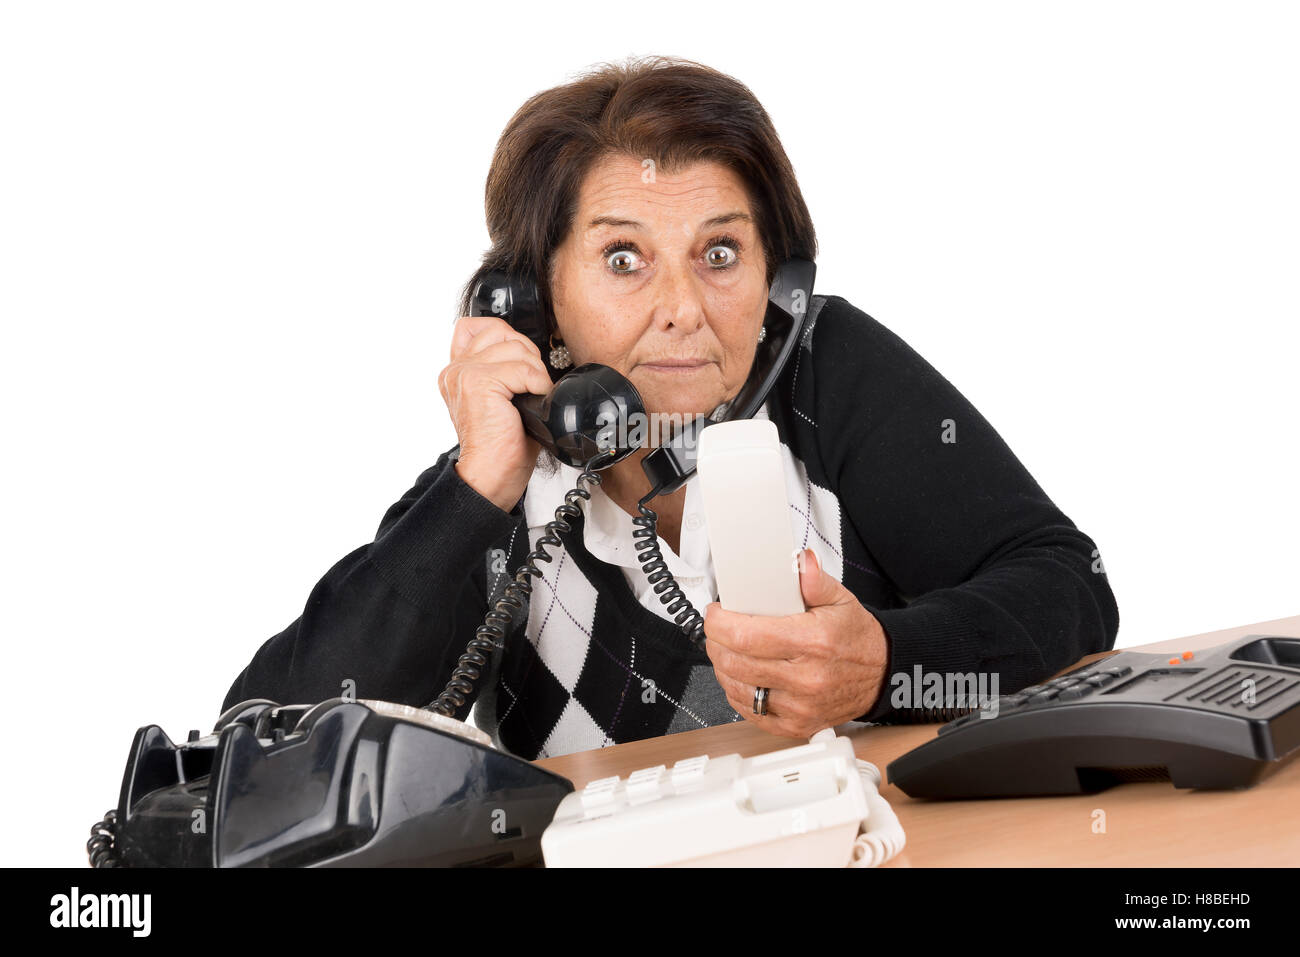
left=757, top=325, right=767, bottom=344
left=548, top=333, right=572, bottom=370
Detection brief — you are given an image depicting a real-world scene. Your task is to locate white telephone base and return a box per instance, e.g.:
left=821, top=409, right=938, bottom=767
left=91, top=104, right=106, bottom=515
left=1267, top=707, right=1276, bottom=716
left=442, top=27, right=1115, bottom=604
left=540, top=729, right=906, bottom=868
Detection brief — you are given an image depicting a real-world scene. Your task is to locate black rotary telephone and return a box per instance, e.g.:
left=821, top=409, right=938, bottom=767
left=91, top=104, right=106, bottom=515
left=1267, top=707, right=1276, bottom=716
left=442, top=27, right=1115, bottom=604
left=88, top=260, right=816, bottom=868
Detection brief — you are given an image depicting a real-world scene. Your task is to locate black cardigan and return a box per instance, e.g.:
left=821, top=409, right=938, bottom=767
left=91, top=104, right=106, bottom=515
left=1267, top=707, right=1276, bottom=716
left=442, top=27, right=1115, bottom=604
left=222, top=294, right=1120, bottom=758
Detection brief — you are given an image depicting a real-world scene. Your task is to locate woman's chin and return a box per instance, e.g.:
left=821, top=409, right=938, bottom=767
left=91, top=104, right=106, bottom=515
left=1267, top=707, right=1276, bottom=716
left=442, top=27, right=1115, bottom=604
left=635, top=393, right=720, bottom=421
left=630, top=374, right=723, bottom=417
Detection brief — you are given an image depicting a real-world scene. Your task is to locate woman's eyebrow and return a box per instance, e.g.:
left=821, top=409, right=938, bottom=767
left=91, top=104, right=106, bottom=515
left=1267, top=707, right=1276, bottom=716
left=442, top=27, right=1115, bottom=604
left=700, top=211, right=751, bottom=229
left=585, top=211, right=752, bottom=232
left=586, top=215, right=642, bottom=231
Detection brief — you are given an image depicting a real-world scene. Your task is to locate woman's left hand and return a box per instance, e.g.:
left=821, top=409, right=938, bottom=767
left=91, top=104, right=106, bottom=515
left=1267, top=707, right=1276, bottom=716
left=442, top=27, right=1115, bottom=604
left=703, top=548, right=890, bottom=737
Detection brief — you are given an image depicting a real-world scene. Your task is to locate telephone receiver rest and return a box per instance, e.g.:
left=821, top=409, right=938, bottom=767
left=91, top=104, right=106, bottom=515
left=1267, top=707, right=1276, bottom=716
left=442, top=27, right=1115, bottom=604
left=470, top=257, right=816, bottom=488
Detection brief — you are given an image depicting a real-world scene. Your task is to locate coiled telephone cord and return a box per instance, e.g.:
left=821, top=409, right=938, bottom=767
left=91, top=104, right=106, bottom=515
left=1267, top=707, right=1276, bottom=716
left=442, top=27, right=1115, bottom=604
left=879, top=696, right=991, bottom=725
left=427, top=449, right=620, bottom=717
left=427, top=450, right=710, bottom=717
left=632, top=491, right=707, bottom=646
left=87, top=809, right=119, bottom=868
left=848, top=759, right=907, bottom=868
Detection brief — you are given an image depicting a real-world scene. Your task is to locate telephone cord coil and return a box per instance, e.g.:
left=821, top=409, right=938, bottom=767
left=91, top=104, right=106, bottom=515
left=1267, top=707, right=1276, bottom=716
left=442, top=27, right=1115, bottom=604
left=632, top=494, right=706, bottom=646
left=848, top=759, right=907, bottom=868
left=87, top=809, right=120, bottom=868
left=427, top=449, right=617, bottom=717
left=882, top=702, right=982, bottom=724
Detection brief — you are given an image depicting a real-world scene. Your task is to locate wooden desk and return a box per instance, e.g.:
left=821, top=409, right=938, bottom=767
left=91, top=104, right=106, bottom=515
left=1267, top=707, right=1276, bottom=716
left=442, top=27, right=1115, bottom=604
left=535, top=614, right=1300, bottom=866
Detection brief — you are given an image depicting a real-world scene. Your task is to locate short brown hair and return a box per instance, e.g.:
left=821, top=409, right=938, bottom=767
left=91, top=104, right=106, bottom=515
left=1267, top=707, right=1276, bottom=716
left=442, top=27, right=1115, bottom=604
left=458, top=55, right=818, bottom=332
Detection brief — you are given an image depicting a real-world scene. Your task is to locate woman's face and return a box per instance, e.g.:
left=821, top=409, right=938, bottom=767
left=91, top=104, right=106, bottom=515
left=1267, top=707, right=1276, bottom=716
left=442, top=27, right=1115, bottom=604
left=548, top=154, right=769, bottom=420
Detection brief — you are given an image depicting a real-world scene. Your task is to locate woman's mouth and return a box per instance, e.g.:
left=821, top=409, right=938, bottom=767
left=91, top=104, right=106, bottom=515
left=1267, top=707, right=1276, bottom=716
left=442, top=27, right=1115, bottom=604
left=641, top=359, right=713, bottom=373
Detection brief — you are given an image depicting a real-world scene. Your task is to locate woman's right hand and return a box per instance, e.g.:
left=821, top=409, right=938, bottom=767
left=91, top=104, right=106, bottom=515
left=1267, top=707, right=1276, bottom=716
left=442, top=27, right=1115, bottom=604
left=438, top=315, right=555, bottom=513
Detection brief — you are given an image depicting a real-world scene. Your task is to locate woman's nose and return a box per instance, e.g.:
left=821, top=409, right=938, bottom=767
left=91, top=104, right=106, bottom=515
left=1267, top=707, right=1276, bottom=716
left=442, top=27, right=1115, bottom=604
left=650, top=262, right=707, bottom=335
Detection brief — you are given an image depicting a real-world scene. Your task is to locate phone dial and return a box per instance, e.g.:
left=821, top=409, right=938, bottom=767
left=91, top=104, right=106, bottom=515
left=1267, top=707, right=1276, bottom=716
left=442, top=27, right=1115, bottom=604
left=88, top=259, right=817, bottom=868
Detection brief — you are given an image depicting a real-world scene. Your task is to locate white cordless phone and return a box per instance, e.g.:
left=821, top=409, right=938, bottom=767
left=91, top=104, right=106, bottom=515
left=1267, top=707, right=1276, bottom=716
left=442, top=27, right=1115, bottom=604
left=696, top=418, right=805, bottom=617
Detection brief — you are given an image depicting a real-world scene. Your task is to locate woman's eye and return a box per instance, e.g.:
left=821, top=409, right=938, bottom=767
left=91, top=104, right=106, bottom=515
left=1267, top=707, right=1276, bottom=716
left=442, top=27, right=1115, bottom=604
left=606, top=249, right=641, bottom=274
left=705, top=244, right=738, bottom=268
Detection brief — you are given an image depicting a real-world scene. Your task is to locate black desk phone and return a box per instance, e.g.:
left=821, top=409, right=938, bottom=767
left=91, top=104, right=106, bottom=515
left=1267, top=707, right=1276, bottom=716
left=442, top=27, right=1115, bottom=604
left=88, top=259, right=817, bottom=867
left=887, top=634, right=1300, bottom=799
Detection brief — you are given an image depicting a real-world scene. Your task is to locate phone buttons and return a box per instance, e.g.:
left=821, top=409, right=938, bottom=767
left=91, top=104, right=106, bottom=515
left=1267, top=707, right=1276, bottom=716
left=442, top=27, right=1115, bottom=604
left=671, top=755, right=710, bottom=791
left=581, top=776, right=620, bottom=818
left=626, top=765, right=667, bottom=805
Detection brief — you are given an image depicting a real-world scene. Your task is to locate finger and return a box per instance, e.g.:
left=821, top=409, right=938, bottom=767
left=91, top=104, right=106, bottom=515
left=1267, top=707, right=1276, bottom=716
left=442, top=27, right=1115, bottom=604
left=463, top=326, right=544, bottom=364
left=448, top=357, right=555, bottom=404
left=450, top=315, right=539, bottom=362
left=717, top=672, right=783, bottom=719
left=798, top=548, right=850, bottom=609
left=703, top=602, right=817, bottom=660
left=706, top=636, right=804, bottom=690
left=719, top=675, right=834, bottom=739
left=450, top=315, right=500, bottom=359
left=719, top=675, right=778, bottom=724
left=459, top=337, right=551, bottom=387
left=719, top=680, right=812, bottom=739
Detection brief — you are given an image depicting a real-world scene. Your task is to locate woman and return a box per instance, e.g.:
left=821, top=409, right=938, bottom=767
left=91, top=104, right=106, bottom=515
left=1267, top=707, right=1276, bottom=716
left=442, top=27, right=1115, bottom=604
left=223, top=56, right=1119, bottom=759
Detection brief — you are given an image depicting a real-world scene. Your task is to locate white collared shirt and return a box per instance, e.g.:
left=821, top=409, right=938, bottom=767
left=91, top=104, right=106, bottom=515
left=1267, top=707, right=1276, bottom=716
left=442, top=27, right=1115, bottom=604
left=521, top=451, right=719, bottom=622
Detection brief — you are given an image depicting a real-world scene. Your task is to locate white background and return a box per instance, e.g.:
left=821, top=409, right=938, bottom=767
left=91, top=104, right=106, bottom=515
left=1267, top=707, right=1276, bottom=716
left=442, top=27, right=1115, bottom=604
left=2, top=1, right=1296, bottom=867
